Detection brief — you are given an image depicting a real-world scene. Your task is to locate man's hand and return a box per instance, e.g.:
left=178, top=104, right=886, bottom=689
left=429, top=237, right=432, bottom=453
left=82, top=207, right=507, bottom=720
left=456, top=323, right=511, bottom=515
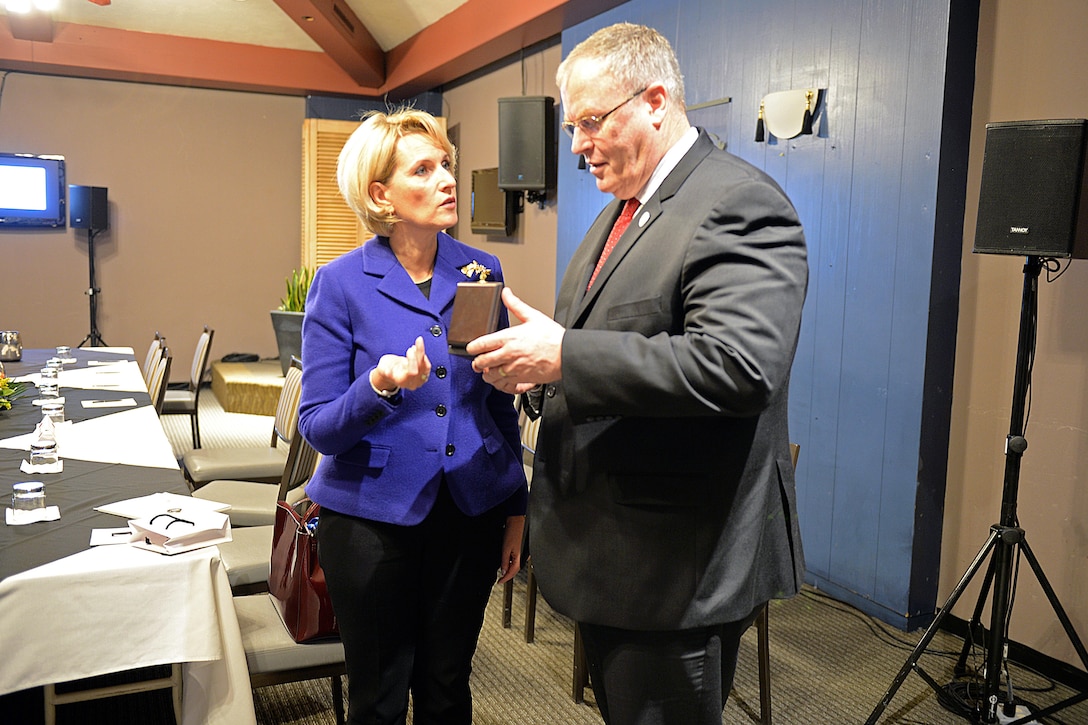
left=467, top=287, right=564, bottom=394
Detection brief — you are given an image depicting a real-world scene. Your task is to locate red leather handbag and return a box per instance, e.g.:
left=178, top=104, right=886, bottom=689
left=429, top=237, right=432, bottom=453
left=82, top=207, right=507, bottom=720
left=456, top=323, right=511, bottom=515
left=268, top=499, right=340, bottom=642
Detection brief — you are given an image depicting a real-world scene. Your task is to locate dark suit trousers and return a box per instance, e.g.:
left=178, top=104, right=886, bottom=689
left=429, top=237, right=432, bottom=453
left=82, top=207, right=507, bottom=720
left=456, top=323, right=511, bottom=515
left=579, top=605, right=762, bottom=725
left=316, top=483, right=506, bottom=725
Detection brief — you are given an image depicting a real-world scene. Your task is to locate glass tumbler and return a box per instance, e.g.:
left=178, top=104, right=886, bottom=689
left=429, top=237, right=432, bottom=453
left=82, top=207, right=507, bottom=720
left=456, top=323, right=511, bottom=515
left=38, top=367, right=59, bottom=399
left=11, top=481, right=46, bottom=511
left=42, top=401, right=64, bottom=424
left=30, top=438, right=59, bottom=466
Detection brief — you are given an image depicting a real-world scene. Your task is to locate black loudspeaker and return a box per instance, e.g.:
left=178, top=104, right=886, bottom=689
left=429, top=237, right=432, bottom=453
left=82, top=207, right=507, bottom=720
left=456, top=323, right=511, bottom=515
left=498, top=96, right=556, bottom=192
left=974, top=119, right=1088, bottom=258
left=69, top=185, right=109, bottom=230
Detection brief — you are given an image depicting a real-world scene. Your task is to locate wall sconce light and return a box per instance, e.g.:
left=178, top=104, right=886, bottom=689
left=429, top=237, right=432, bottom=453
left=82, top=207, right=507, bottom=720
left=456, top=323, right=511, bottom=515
left=755, top=88, right=823, bottom=142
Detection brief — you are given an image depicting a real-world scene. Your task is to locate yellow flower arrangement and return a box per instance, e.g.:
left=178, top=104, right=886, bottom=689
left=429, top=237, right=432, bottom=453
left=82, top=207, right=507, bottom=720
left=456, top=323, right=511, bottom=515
left=0, top=373, right=31, bottom=411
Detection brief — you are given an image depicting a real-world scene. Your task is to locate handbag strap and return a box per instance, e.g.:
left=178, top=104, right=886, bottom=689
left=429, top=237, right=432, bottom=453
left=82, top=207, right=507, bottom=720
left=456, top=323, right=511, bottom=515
left=276, top=497, right=321, bottom=534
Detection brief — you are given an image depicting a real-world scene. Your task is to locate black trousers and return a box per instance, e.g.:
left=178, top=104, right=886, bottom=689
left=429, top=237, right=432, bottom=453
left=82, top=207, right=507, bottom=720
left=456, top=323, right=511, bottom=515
left=579, top=605, right=762, bottom=725
left=316, top=484, right=505, bottom=725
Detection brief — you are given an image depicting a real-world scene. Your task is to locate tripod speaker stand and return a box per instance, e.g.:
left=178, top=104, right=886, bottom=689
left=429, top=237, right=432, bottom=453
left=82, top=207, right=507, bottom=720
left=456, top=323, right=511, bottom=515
left=865, top=256, right=1088, bottom=724
left=78, top=226, right=106, bottom=348
left=70, top=184, right=109, bottom=348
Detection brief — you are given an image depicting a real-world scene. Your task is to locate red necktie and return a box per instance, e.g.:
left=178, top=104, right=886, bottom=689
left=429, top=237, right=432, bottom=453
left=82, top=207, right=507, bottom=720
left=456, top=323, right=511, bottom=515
left=587, top=198, right=639, bottom=290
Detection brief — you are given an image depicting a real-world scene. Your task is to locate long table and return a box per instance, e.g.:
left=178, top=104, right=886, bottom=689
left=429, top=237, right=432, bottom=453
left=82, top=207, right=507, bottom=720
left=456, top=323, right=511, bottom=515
left=0, top=348, right=256, bottom=724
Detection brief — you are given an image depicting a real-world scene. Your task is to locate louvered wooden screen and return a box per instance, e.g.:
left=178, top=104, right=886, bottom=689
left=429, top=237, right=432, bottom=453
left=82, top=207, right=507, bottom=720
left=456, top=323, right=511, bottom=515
left=302, top=118, right=364, bottom=269
left=301, top=116, right=448, bottom=269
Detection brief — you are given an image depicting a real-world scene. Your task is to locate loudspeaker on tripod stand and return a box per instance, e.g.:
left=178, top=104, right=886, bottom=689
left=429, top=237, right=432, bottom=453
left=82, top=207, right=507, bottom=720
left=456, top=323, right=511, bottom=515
left=974, top=118, right=1088, bottom=259
left=69, top=185, right=109, bottom=231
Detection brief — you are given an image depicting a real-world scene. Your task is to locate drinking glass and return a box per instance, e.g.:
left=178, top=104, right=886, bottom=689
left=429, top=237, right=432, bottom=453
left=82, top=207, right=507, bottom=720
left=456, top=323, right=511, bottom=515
left=38, top=367, right=59, bottom=399
left=11, top=481, right=46, bottom=511
left=30, top=438, right=58, bottom=466
left=42, top=401, right=64, bottom=424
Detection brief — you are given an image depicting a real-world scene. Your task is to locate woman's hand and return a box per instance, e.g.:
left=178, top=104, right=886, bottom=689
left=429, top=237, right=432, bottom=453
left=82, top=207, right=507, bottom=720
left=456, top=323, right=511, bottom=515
left=496, top=515, right=526, bottom=584
left=370, top=336, right=433, bottom=393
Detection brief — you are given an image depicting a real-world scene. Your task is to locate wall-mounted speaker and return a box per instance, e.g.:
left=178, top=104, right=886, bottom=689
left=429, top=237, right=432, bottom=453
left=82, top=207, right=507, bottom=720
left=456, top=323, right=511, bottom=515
left=974, top=119, right=1088, bottom=258
left=69, top=185, right=109, bottom=231
left=498, top=96, right=556, bottom=192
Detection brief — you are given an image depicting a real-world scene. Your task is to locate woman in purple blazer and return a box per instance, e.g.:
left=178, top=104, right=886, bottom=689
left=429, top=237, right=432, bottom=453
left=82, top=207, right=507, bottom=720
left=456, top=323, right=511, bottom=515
left=297, top=108, right=527, bottom=725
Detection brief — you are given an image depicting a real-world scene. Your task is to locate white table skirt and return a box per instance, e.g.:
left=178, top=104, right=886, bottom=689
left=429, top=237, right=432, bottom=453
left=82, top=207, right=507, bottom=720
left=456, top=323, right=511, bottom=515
left=0, top=545, right=257, bottom=725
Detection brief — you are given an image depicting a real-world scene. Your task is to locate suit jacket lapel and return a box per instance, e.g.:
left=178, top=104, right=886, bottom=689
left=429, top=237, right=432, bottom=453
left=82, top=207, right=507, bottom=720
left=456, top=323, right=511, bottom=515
left=365, top=233, right=473, bottom=318
left=433, top=232, right=478, bottom=314
left=567, top=130, right=716, bottom=326
left=560, top=200, right=623, bottom=325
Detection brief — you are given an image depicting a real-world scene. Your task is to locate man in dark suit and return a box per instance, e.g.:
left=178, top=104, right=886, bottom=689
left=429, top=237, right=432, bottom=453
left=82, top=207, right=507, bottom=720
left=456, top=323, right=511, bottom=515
left=467, top=22, right=808, bottom=725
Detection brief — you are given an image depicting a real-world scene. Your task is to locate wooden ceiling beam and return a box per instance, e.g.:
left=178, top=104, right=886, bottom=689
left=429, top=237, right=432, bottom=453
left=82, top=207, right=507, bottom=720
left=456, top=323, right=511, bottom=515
left=0, top=0, right=628, bottom=97
left=382, top=0, right=627, bottom=97
left=0, top=18, right=382, bottom=97
left=272, top=0, right=384, bottom=88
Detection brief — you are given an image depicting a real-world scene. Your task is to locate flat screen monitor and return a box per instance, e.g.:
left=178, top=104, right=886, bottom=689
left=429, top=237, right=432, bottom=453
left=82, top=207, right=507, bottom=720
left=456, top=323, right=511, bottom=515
left=0, top=153, right=67, bottom=228
left=471, top=167, right=516, bottom=236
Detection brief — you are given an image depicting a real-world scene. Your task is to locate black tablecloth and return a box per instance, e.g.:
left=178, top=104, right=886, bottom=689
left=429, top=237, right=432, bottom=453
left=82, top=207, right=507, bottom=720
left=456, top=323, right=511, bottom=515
left=0, top=349, right=187, bottom=582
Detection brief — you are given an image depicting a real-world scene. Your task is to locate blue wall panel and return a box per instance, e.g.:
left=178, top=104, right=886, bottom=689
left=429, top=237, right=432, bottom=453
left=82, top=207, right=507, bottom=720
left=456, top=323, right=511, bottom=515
left=557, top=0, right=974, bottom=628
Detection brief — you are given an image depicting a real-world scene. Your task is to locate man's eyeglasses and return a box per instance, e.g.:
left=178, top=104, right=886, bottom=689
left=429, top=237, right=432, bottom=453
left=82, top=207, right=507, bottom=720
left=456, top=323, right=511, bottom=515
left=561, top=87, right=647, bottom=138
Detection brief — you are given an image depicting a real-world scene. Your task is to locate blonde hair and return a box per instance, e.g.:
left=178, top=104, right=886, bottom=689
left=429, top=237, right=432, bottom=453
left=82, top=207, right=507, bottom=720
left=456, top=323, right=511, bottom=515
left=556, top=22, right=686, bottom=111
left=336, top=108, right=457, bottom=237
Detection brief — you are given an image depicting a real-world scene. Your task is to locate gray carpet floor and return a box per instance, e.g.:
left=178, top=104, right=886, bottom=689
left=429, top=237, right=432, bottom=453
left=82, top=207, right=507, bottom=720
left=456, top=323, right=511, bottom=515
left=148, top=388, right=1086, bottom=724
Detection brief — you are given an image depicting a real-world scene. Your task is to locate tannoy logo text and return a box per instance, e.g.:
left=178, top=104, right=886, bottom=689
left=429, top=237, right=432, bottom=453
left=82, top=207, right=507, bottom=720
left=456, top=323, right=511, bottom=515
left=1009, top=226, right=1029, bottom=234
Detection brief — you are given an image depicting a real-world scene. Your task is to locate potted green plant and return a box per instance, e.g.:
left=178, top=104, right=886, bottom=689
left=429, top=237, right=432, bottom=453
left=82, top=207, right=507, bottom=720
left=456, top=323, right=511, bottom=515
left=270, top=267, right=313, bottom=375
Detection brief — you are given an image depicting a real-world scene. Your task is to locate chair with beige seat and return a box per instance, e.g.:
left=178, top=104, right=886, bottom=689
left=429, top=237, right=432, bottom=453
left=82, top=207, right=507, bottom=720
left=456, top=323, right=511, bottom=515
left=161, top=325, right=214, bottom=448
left=141, top=331, right=165, bottom=387
left=210, top=425, right=320, bottom=595
left=228, top=444, right=345, bottom=722
left=232, top=590, right=346, bottom=724
left=192, top=412, right=319, bottom=528
left=182, top=358, right=303, bottom=489
left=146, top=346, right=172, bottom=415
